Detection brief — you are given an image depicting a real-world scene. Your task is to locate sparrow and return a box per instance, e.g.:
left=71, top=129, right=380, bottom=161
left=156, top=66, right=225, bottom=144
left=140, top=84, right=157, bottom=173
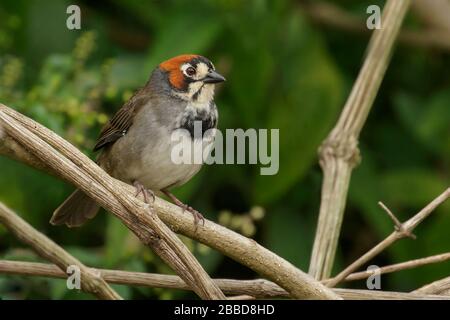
left=51, top=54, right=225, bottom=227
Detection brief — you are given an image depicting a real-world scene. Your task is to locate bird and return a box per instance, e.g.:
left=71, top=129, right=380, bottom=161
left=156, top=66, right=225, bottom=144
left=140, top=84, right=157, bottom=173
left=51, top=54, right=225, bottom=228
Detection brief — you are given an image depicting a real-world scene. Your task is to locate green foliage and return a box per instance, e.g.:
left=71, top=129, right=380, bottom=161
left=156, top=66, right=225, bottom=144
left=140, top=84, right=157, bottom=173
left=0, top=0, right=449, bottom=299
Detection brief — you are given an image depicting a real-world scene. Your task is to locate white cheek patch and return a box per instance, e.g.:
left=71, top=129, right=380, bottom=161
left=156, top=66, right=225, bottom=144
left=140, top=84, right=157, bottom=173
left=177, top=61, right=215, bottom=103
left=195, top=62, right=209, bottom=79
left=189, top=81, right=203, bottom=92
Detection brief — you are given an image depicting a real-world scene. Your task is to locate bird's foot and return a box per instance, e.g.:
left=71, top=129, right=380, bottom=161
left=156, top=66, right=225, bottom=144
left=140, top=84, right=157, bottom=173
left=162, top=189, right=205, bottom=227
left=133, top=181, right=155, bottom=204
left=184, top=205, right=205, bottom=227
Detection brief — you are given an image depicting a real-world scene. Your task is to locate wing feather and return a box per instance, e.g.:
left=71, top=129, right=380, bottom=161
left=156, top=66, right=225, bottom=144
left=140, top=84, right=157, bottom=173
left=93, top=88, right=148, bottom=151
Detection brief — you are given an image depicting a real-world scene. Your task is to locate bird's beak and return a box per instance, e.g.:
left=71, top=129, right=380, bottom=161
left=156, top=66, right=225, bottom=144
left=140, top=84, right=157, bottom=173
left=203, top=70, right=226, bottom=84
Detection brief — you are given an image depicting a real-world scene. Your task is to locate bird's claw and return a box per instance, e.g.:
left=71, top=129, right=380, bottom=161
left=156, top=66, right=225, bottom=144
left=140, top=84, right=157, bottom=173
left=182, top=205, right=205, bottom=227
left=133, top=181, right=155, bottom=204
left=162, top=189, right=205, bottom=228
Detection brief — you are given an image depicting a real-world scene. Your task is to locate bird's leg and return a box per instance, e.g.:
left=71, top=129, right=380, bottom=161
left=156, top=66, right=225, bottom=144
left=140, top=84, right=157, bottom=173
left=133, top=181, right=155, bottom=204
left=162, top=189, right=205, bottom=226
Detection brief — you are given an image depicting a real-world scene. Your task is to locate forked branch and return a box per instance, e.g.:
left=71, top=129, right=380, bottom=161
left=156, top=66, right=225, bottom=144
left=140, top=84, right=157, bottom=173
left=325, top=188, right=450, bottom=287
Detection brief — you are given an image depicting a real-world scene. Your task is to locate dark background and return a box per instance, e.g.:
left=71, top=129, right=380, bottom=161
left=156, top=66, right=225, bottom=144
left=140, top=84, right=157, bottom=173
left=0, top=0, right=449, bottom=299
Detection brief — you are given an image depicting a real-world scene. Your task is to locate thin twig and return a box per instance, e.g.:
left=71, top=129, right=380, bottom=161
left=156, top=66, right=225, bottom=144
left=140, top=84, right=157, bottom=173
left=332, top=289, right=449, bottom=300
left=0, top=103, right=339, bottom=300
left=0, top=260, right=448, bottom=300
left=378, top=202, right=416, bottom=239
left=309, top=0, right=412, bottom=280
left=325, top=188, right=450, bottom=287
left=378, top=202, right=402, bottom=230
left=335, top=252, right=450, bottom=282
left=0, top=203, right=122, bottom=300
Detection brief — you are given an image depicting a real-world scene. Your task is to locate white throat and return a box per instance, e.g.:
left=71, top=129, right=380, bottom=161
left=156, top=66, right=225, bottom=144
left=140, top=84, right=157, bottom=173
left=174, top=83, right=215, bottom=105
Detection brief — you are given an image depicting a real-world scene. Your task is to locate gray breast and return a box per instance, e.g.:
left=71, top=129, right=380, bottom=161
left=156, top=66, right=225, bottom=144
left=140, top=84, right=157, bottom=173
left=134, top=101, right=218, bottom=190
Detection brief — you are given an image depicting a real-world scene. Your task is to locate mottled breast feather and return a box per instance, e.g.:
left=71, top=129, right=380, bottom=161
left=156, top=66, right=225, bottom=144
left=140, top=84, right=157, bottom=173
left=178, top=102, right=218, bottom=139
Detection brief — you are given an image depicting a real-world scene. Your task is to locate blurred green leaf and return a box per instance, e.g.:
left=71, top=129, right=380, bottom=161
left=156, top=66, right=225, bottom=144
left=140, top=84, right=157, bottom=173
left=265, top=207, right=313, bottom=271
left=104, top=215, right=135, bottom=267
left=394, top=90, right=450, bottom=156
left=349, top=154, right=392, bottom=237
left=380, top=169, right=448, bottom=210
left=253, top=13, right=344, bottom=204
left=145, top=3, right=222, bottom=72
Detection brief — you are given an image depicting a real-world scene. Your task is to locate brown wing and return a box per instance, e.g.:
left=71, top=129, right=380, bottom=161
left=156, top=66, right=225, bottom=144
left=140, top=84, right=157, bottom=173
left=93, top=89, right=148, bottom=151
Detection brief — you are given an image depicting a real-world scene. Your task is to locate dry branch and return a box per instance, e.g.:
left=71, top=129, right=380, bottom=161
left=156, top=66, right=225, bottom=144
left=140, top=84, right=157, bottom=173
left=0, top=106, right=224, bottom=300
left=0, top=103, right=339, bottom=300
left=299, top=0, right=450, bottom=52
left=1, top=260, right=449, bottom=300
left=0, top=135, right=52, bottom=174
left=325, top=188, right=450, bottom=287
left=414, top=276, right=450, bottom=296
left=0, top=203, right=121, bottom=300
left=309, top=0, right=412, bottom=280
left=412, top=0, right=450, bottom=32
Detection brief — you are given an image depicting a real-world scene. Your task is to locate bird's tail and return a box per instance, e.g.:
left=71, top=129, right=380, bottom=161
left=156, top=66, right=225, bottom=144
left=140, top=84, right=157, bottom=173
left=50, top=189, right=100, bottom=227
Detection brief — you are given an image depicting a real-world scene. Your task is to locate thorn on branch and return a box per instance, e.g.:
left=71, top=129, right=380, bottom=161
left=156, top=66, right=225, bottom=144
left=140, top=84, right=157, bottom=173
left=378, top=201, right=416, bottom=240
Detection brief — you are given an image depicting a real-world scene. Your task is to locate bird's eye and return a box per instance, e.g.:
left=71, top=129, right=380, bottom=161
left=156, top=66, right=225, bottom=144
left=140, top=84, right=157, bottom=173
left=186, top=67, right=196, bottom=77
